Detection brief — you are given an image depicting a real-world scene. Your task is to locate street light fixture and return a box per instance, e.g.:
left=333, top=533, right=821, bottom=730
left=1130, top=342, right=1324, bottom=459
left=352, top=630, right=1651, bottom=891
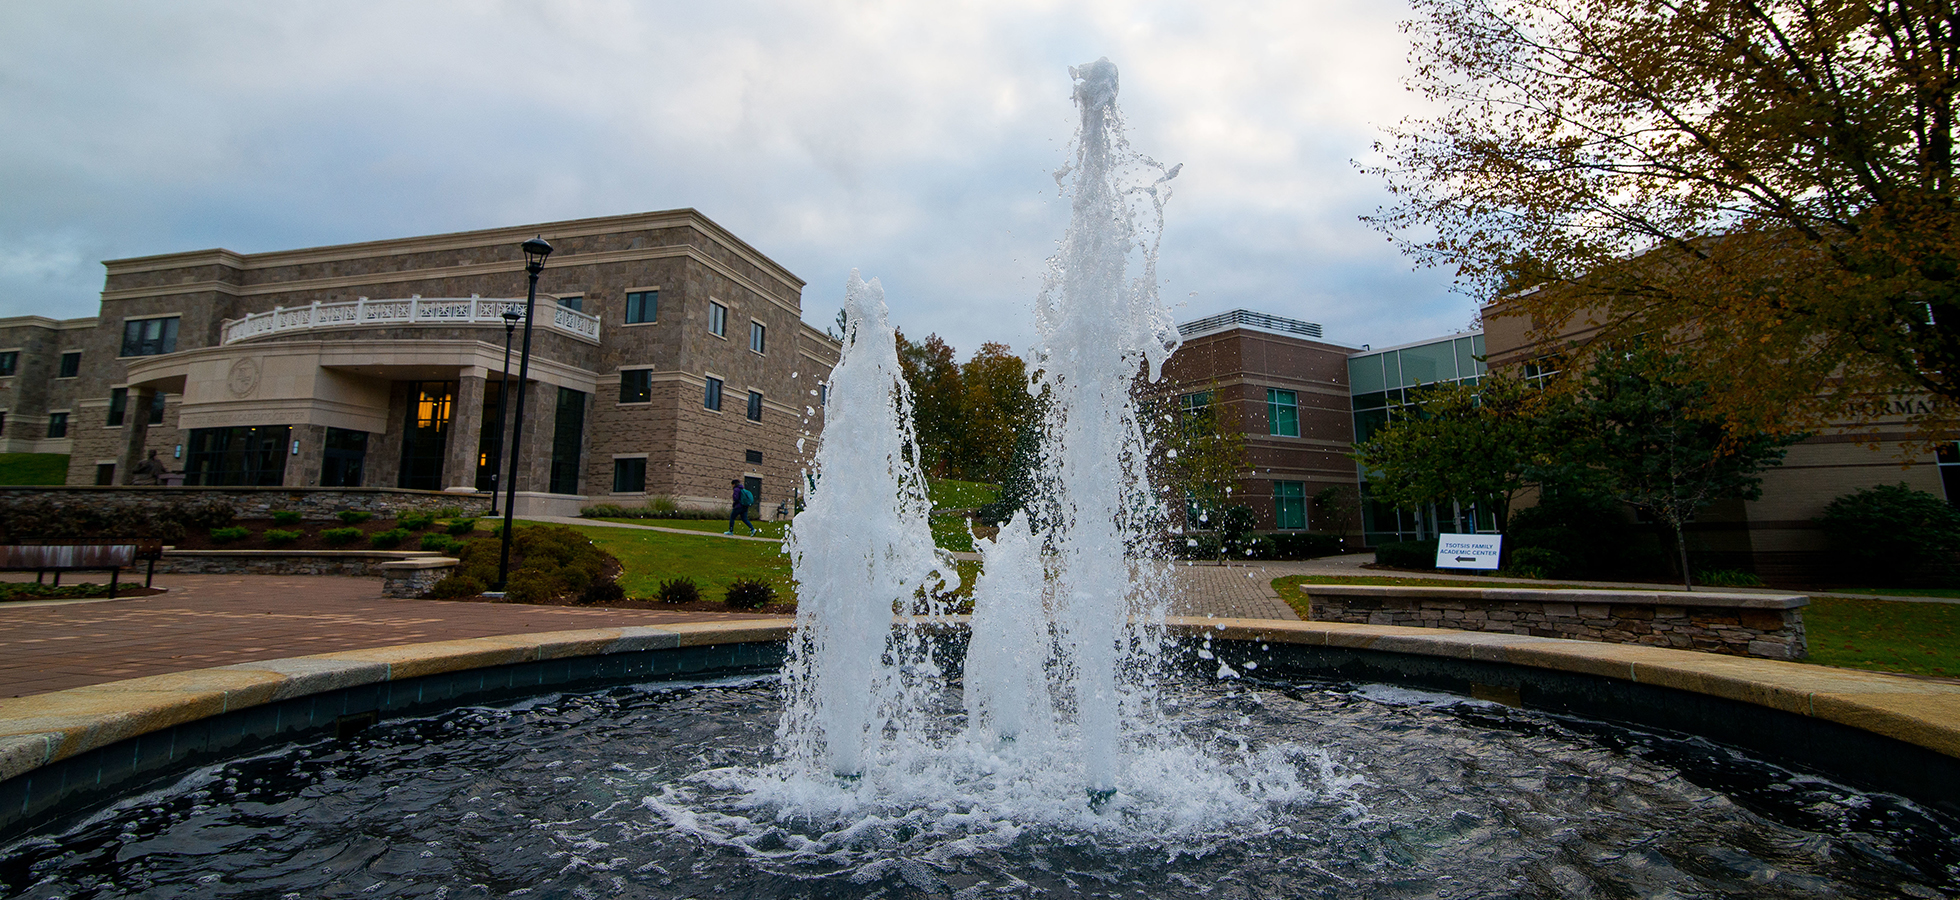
left=486, top=308, right=523, bottom=517
left=493, top=236, right=553, bottom=592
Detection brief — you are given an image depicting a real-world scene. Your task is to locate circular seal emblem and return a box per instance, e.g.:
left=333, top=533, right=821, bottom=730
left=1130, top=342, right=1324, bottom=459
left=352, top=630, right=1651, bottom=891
left=227, top=357, right=261, bottom=398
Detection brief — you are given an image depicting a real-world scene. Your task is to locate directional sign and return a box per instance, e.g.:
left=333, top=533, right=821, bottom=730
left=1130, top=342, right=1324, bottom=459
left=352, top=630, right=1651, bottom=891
left=1435, top=533, right=1502, bottom=570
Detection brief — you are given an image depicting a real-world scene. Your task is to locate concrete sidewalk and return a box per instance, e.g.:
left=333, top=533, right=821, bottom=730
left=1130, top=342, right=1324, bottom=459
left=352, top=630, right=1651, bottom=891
left=0, top=573, right=776, bottom=698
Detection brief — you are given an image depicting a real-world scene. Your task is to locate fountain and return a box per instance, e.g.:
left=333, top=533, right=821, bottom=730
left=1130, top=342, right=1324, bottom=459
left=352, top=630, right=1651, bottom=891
left=2, top=59, right=1958, bottom=899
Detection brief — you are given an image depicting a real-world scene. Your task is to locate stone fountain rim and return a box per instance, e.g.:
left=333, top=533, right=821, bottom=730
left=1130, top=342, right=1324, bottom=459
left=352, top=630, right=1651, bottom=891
left=1, top=615, right=1952, bottom=791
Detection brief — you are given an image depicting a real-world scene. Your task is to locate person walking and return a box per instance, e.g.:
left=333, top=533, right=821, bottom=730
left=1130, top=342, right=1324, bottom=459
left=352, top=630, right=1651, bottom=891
left=726, top=479, right=757, bottom=535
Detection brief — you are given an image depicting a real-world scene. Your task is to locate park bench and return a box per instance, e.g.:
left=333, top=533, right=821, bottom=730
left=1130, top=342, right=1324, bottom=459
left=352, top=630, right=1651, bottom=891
left=0, top=542, right=165, bottom=598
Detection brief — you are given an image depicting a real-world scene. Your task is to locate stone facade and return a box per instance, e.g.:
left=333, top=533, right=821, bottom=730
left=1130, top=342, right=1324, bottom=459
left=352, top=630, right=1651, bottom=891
left=1, top=210, right=838, bottom=515
left=378, top=558, right=460, bottom=597
left=1305, top=584, right=1809, bottom=660
left=0, top=486, right=490, bottom=522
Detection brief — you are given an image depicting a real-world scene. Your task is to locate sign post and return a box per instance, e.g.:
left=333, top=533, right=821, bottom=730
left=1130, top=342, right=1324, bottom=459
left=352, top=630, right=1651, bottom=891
left=1435, top=533, right=1502, bottom=570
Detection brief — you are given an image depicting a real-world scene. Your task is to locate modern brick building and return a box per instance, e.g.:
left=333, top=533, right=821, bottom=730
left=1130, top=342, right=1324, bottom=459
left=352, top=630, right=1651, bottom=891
left=0, top=209, right=839, bottom=516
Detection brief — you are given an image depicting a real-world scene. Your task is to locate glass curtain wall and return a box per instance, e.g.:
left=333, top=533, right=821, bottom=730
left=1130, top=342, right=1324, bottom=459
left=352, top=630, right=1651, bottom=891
left=549, top=387, right=586, bottom=494
left=1348, top=332, right=1492, bottom=545
left=185, top=425, right=291, bottom=486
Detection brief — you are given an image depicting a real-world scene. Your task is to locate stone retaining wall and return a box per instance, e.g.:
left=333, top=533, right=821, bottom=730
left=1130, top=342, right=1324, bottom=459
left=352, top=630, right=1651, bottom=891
left=0, top=487, right=490, bottom=522
left=138, top=550, right=444, bottom=578
left=379, top=558, right=460, bottom=597
left=1305, top=585, right=1808, bottom=660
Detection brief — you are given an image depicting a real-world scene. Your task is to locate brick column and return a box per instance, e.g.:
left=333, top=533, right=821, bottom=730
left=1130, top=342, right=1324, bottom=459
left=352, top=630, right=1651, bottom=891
left=444, top=373, right=487, bottom=493
left=115, top=387, right=156, bottom=485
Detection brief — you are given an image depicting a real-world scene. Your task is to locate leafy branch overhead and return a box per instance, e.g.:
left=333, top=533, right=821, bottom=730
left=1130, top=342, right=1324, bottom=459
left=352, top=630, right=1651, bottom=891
left=1369, top=0, right=1960, bottom=441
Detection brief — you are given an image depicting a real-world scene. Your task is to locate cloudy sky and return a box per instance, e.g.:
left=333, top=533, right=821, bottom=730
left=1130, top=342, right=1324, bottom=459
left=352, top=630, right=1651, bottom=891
left=0, top=0, right=1466, bottom=358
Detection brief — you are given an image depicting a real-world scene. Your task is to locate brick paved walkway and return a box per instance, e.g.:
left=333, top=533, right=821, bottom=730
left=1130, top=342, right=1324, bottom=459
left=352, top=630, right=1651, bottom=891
left=0, top=574, right=776, bottom=698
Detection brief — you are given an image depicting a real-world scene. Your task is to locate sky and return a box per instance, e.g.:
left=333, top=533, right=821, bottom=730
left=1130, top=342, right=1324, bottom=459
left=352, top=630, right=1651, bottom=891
left=0, top=0, right=1468, bottom=358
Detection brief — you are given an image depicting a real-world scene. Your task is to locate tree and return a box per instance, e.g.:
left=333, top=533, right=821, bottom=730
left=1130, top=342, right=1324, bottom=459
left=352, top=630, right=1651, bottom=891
left=956, top=343, right=1037, bottom=483
left=1158, top=385, right=1250, bottom=561
left=1581, top=346, right=1803, bottom=589
left=1351, top=373, right=1558, bottom=534
left=1818, top=482, right=1960, bottom=581
left=894, top=331, right=965, bottom=476
left=1370, top=0, right=1960, bottom=441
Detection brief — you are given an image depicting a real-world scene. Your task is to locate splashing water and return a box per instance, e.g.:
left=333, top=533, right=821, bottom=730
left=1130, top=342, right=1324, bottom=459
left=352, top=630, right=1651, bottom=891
left=760, top=58, right=1328, bottom=842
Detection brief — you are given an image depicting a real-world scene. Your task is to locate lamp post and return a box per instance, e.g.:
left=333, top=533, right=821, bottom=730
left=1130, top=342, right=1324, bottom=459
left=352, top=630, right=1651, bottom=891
left=486, top=309, right=522, bottom=517
left=492, top=236, right=553, bottom=592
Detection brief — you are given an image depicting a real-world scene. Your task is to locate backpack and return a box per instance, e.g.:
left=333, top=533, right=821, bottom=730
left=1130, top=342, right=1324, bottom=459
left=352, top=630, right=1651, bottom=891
left=740, top=487, right=755, bottom=507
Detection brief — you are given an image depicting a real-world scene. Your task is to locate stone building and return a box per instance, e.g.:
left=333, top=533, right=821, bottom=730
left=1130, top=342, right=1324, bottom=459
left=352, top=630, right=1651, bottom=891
left=0, top=209, right=839, bottom=515
left=1160, top=310, right=1362, bottom=533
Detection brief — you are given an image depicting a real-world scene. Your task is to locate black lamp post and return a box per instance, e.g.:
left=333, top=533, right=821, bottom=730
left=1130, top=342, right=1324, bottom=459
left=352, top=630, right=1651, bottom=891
left=492, top=236, right=553, bottom=592
left=486, top=309, right=523, bottom=517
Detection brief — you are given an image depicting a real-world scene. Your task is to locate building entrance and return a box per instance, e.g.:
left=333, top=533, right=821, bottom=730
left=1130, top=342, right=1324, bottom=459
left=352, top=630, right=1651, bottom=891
left=398, top=381, right=456, bottom=490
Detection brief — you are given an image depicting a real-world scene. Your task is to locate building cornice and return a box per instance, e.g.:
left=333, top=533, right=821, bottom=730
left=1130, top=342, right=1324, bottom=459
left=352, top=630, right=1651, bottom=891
left=0, top=315, right=96, bottom=331
left=102, top=244, right=806, bottom=318
left=101, top=209, right=806, bottom=302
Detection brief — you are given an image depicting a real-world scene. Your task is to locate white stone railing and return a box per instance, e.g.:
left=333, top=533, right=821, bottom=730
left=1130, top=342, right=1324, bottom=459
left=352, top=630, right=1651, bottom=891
left=220, top=295, right=601, bottom=345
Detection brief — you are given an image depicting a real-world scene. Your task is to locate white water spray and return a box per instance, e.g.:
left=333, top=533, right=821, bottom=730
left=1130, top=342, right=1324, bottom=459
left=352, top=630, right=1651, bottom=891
left=764, top=61, right=1328, bottom=829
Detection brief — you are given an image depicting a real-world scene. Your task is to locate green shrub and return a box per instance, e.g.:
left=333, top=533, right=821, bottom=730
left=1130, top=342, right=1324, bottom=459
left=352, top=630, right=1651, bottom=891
left=578, top=579, right=625, bottom=605
left=429, top=574, right=487, bottom=598
left=369, top=528, right=410, bottom=549
left=209, top=526, right=252, bottom=544
left=656, top=577, right=701, bottom=604
left=434, top=506, right=463, bottom=519
left=724, top=578, right=776, bottom=610
left=263, top=528, right=303, bottom=547
left=397, top=511, right=436, bottom=531
left=270, top=510, right=303, bottom=526
left=1267, top=532, right=1347, bottom=559
left=1506, top=491, right=1665, bottom=581
left=337, top=510, right=374, bottom=525
left=578, top=503, right=721, bottom=520
left=1697, top=568, right=1766, bottom=588
left=419, top=533, right=456, bottom=553
left=438, top=523, right=621, bottom=604
left=321, top=527, right=362, bottom=547
left=1502, top=546, right=1565, bottom=579
left=1375, top=539, right=1439, bottom=570
left=445, top=518, right=479, bottom=536
left=1819, top=483, right=1960, bottom=584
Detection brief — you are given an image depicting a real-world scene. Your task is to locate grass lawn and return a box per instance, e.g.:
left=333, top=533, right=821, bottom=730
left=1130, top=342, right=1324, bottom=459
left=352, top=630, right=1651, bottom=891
left=931, top=515, right=979, bottom=553
left=1803, top=597, right=1960, bottom=678
left=0, top=453, right=69, bottom=485
left=595, top=517, right=790, bottom=540
left=565, top=523, right=795, bottom=605
left=927, top=478, right=999, bottom=510
left=1834, top=586, right=1960, bottom=600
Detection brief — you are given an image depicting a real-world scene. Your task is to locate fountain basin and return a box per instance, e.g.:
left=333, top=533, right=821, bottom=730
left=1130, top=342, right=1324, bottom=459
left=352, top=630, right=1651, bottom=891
left=3, top=615, right=1957, bottom=845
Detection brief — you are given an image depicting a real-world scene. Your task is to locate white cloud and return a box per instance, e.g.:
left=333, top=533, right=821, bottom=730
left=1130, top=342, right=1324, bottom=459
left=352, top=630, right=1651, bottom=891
left=0, top=0, right=1465, bottom=356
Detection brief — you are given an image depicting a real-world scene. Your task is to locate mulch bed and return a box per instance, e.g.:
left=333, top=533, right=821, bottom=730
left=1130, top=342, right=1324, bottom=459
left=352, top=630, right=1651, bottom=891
left=430, top=592, right=795, bottom=615
left=0, top=584, right=167, bottom=602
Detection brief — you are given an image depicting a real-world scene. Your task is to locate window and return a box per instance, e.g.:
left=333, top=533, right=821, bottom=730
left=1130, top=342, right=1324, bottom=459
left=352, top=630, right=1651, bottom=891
left=397, top=381, right=455, bottom=490
left=1273, top=481, right=1307, bottom=530
left=746, top=390, right=763, bottom=422
left=146, top=391, right=165, bottom=425
left=0, top=351, right=16, bottom=376
left=321, top=427, right=367, bottom=487
left=819, top=383, right=829, bottom=407
left=1267, top=389, right=1299, bottom=437
left=556, top=295, right=583, bottom=312
left=1940, top=443, right=1960, bottom=508
left=613, top=458, right=647, bottom=493
left=95, top=464, right=116, bottom=486
left=1178, top=390, right=1213, bottom=436
left=46, top=412, right=68, bottom=438
left=704, top=376, right=723, bottom=411
left=625, top=290, right=657, bottom=324
left=549, top=388, right=587, bottom=494
left=120, top=317, right=179, bottom=357
left=745, top=449, right=763, bottom=464
left=0, top=411, right=6, bottom=436
left=750, top=321, right=766, bottom=354
left=709, top=301, right=728, bottom=337
left=107, top=388, right=127, bottom=426
left=619, top=369, right=652, bottom=403
left=185, top=425, right=290, bottom=486
left=58, top=352, right=80, bottom=378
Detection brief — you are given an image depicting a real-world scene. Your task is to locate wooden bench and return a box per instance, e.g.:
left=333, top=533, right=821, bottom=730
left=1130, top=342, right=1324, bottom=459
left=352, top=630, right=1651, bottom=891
left=0, top=543, right=165, bottom=598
